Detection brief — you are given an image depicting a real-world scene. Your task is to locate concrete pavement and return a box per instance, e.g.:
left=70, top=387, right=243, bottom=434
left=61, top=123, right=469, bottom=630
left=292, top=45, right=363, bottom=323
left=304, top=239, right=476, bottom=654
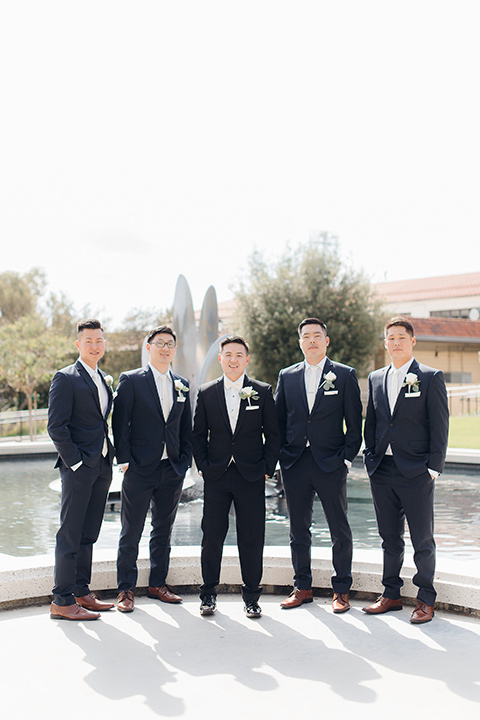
left=1, top=594, right=480, bottom=719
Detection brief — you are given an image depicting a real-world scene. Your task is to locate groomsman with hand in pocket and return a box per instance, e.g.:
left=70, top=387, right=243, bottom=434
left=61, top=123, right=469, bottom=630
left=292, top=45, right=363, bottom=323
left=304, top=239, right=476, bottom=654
left=362, top=316, right=449, bottom=624
left=275, top=318, right=362, bottom=614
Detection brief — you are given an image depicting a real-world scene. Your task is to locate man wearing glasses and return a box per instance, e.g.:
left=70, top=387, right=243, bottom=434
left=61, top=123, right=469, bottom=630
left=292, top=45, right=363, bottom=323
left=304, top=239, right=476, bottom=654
left=112, top=326, right=192, bottom=612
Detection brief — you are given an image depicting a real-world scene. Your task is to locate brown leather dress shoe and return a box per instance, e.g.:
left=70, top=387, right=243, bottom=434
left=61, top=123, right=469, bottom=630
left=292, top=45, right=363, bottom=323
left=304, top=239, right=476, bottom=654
left=148, top=585, right=182, bottom=603
left=50, top=602, right=100, bottom=621
left=76, top=592, right=114, bottom=611
left=280, top=588, right=313, bottom=609
left=117, top=589, right=135, bottom=613
left=410, top=600, right=434, bottom=624
left=332, top=592, right=350, bottom=613
left=362, top=595, right=403, bottom=614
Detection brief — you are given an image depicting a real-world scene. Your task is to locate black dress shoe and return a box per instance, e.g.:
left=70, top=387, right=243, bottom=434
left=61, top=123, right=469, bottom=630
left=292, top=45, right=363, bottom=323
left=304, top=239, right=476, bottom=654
left=244, top=601, right=262, bottom=618
left=200, top=595, right=216, bottom=616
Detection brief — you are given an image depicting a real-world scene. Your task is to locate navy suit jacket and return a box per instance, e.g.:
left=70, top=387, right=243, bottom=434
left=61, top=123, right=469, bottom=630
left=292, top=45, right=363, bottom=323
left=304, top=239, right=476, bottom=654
left=275, top=357, right=363, bottom=472
left=192, top=375, right=280, bottom=482
left=363, top=358, right=449, bottom=479
left=47, top=360, right=114, bottom=469
left=112, top=366, right=192, bottom=477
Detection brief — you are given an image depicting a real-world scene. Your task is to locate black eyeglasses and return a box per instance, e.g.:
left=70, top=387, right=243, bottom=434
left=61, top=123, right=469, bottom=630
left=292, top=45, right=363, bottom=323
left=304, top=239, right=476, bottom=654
left=150, top=340, right=176, bottom=349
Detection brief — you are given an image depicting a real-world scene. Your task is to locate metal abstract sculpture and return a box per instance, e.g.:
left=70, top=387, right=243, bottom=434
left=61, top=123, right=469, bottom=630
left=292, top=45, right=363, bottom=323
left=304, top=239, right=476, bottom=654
left=141, top=274, right=223, bottom=403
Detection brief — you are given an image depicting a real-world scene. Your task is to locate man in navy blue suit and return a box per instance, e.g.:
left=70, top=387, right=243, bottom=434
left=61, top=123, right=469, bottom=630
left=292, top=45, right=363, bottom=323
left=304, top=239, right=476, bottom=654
left=275, top=318, right=363, bottom=613
left=363, top=316, right=449, bottom=623
left=48, top=319, right=115, bottom=620
left=112, top=325, right=192, bottom=613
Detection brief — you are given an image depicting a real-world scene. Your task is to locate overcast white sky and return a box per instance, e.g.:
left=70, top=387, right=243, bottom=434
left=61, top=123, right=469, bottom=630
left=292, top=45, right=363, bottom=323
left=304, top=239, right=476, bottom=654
left=1, top=1, right=479, bottom=329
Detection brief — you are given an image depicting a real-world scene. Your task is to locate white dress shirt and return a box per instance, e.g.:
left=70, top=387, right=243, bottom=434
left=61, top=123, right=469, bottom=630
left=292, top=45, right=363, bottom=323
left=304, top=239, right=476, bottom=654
left=223, top=374, right=245, bottom=432
left=304, top=358, right=326, bottom=412
left=385, top=359, right=413, bottom=456
left=149, top=362, right=173, bottom=459
left=71, top=359, right=109, bottom=470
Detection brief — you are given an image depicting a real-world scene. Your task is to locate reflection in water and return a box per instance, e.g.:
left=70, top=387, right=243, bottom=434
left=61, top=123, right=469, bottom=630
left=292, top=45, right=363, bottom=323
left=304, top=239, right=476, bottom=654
left=0, top=459, right=479, bottom=559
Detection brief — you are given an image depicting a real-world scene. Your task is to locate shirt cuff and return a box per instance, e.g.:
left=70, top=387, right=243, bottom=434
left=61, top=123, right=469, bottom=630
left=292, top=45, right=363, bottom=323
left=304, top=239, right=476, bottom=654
left=344, top=459, right=352, bottom=469
left=71, top=460, right=83, bottom=472
left=428, top=468, right=439, bottom=479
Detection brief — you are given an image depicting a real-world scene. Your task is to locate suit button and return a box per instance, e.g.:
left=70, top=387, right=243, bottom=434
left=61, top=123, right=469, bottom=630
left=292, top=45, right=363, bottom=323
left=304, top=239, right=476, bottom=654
left=307, top=420, right=311, bottom=424
left=389, top=423, right=393, bottom=427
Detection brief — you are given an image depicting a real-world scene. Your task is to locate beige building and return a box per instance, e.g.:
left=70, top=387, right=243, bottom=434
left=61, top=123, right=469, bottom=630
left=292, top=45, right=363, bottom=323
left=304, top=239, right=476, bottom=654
left=212, top=273, right=480, bottom=414
left=372, top=272, right=480, bottom=321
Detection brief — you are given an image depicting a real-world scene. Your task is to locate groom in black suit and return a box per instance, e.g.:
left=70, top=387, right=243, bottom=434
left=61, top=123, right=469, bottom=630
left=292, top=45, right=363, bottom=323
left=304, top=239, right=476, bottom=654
left=363, top=316, right=449, bottom=623
left=192, top=336, right=280, bottom=618
left=275, top=318, right=363, bottom=613
left=112, top=325, right=192, bottom=613
left=48, top=319, right=115, bottom=620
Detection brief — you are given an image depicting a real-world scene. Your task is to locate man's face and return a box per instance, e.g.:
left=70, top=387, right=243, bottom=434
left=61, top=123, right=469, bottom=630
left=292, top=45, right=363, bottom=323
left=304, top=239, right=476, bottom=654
left=147, top=332, right=177, bottom=368
left=76, top=328, right=106, bottom=369
left=299, top=324, right=329, bottom=365
left=384, top=325, right=416, bottom=368
left=218, top=343, right=250, bottom=381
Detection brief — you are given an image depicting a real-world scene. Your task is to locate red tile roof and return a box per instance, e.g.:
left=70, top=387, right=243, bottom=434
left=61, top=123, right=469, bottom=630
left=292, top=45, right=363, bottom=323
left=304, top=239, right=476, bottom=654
left=412, top=316, right=480, bottom=339
left=373, top=272, right=480, bottom=302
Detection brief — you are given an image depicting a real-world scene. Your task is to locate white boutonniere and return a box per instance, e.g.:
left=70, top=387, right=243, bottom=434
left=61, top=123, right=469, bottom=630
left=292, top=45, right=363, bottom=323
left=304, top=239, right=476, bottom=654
left=320, top=371, right=337, bottom=391
left=104, top=375, right=114, bottom=389
left=402, top=372, right=420, bottom=394
left=239, top=386, right=260, bottom=410
left=174, top=379, right=189, bottom=402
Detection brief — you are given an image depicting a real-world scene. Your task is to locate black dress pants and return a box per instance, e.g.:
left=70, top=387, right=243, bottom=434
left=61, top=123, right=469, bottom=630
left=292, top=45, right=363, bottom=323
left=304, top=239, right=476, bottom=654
left=200, top=463, right=265, bottom=602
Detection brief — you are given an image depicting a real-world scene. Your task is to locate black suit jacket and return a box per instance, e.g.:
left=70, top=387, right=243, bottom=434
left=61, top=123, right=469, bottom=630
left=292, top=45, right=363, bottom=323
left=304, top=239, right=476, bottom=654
left=192, top=375, right=280, bottom=482
left=47, top=360, right=114, bottom=469
left=275, top=357, right=363, bottom=472
left=112, top=366, right=192, bottom=477
left=363, top=358, right=449, bottom=478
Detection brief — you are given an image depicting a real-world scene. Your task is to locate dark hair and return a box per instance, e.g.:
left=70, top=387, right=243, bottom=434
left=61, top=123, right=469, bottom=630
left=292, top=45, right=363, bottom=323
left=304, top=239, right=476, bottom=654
left=385, top=316, right=415, bottom=337
left=297, top=317, right=327, bottom=337
left=147, top=325, right=177, bottom=344
left=220, top=336, right=249, bottom=353
left=77, top=319, right=104, bottom=334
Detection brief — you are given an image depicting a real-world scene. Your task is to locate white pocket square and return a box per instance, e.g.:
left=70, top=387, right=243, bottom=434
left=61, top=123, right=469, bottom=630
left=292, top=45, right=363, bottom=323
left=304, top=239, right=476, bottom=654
left=405, top=392, right=421, bottom=398
left=324, top=390, right=338, bottom=395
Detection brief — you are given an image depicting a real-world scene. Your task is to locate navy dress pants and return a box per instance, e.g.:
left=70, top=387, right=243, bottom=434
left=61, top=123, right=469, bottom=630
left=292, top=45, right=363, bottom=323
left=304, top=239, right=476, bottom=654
left=369, top=455, right=436, bottom=606
left=281, top=448, right=353, bottom=593
left=53, top=456, right=112, bottom=605
left=117, top=460, right=184, bottom=591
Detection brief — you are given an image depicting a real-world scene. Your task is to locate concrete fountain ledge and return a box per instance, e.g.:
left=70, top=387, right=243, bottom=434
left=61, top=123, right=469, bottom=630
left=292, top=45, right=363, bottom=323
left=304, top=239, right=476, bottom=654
left=1, top=546, right=479, bottom=616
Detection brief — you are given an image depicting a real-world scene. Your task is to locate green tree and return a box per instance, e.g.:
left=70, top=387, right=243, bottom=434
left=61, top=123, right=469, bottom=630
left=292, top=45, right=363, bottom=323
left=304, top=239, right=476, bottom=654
left=234, top=242, right=383, bottom=387
left=0, top=268, right=46, bottom=325
left=0, top=314, right=72, bottom=439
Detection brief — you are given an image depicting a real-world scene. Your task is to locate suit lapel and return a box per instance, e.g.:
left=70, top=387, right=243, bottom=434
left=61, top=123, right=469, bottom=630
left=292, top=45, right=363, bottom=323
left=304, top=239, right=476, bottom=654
left=169, top=372, right=185, bottom=421
left=98, top=368, right=113, bottom=416
left=76, top=360, right=102, bottom=414
left=232, top=375, right=251, bottom=437
left=381, top=366, right=392, bottom=417
left=311, top=357, right=332, bottom=413
left=294, top=363, right=309, bottom=415
left=392, top=359, right=419, bottom=416
left=145, top=366, right=165, bottom=420
left=215, top=377, right=232, bottom=434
